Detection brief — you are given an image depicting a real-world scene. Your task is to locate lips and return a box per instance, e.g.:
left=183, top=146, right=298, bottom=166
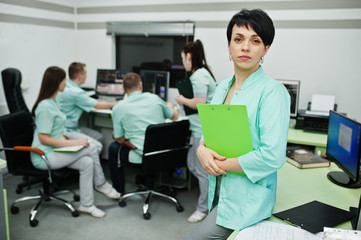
left=239, top=55, right=251, bottom=60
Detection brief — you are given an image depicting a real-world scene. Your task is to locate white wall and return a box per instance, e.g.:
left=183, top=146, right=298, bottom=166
left=0, top=0, right=360, bottom=122
left=0, top=22, right=77, bottom=114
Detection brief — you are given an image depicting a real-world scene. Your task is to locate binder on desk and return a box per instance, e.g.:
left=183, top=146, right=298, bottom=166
left=273, top=200, right=355, bottom=233
left=176, top=78, right=198, bottom=116
left=197, top=104, right=253, bottom=174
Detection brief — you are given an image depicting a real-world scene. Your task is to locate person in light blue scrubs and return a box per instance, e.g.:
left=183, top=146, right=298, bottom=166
left=187, top=9, right=290, bottom=240
left=57, top=62, right=118, bottom=147
left=108, top=72, right=178, bottom=194
left=175, top=40, right=216, bottom=223
left=31, top=66, right=120, bottom=218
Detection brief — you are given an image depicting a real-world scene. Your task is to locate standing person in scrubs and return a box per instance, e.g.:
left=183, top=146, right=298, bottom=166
left=57, top=62, right=118, bottom=148
left=175, top=40, right=216, bottom=223
left=187, top=9, right=290, bottom=239
left=31, top=66, right=121, bottom=218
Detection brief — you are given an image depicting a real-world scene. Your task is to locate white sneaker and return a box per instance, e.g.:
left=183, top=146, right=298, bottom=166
left=95, top=182, right=121, bottom=199
left=187, top=210, right=207, bottom=223
left=78, top=205, right=105, bottom=218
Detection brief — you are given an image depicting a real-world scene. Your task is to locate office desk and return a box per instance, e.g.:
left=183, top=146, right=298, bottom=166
left=287, top=128, right=328, bottom=155
left=227, top=162, right=361, bottom=239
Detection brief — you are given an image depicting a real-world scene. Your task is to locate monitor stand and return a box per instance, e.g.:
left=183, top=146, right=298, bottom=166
left=327, top=171, right=361, bottom=189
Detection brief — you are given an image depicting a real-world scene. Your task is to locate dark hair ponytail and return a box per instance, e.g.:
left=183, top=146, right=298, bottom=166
left=182, top=40, right=215, bottom=81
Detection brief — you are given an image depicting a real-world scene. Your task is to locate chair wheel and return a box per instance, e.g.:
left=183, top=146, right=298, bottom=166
left=16, top=188, right=22, bottom=194
left=143, top=212, right=151, bottom=220
left=72, top=210, right=80, bottom=217
left=119, top=200, right=126, bottom=207
left=176, top=205, right=184, bottom=212
left=74, top=195, right=80, bottom=202
left=30, top=219, right=39, bottom=227
left=11, top=206, right=19, bottom=214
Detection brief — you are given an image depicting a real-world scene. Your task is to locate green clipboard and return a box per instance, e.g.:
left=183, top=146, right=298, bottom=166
left=197, top=104, right=253, bottom=174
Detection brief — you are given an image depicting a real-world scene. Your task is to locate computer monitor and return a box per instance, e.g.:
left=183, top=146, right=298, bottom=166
left=277, top=79, right=300, bottom=118
left=140, top=70, right=169, bottom=101
left=326, top=111, right=361, bottom=188
left=95, top=69, right=127, bottom=97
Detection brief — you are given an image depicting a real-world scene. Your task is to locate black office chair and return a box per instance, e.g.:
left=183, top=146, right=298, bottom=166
left=0, top=111, right=80, bottom=227
left=1, top=68, right=31, bottom=115
left=119, top=120, right=191, bottom=220
left=1, top=68, right=42, bottom=193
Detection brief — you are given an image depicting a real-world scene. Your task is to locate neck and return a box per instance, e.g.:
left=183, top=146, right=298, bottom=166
left=126, top=88, right=141, bottom=96
left=50, top=91, right=58, bottom=99
left=233, top=65, right=260, bottom=88
left=72, top=78, right=82, bottom=86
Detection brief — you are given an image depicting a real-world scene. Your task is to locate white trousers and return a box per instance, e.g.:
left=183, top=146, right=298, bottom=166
left=188, top=136, right=209, bottom=213
left=38, top=132, right=106, bottom=207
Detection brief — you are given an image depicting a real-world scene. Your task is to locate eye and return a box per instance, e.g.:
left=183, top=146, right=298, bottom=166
left=253, top=39, right=261, bottom=44
left=234, top=37, right=242, bottom=42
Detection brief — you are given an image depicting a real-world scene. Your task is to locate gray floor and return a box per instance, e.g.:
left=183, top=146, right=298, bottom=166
left=2, top=161, right=200, bottom=240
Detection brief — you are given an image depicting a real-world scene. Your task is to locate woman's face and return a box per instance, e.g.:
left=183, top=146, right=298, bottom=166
left=228, top=25, right=269, bottom=73
left=58, top=77, right=66, bottom=92
left=181, top=51, right=192, bottom=71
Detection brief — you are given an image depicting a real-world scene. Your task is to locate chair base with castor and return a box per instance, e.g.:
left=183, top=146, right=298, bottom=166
left=0, top=111, right=81, bottom=227
left=119, top=184, right=184, bottom=220
left=117, top=120, right=191, bottom=220
left=11, top=179, right=80, bottom=227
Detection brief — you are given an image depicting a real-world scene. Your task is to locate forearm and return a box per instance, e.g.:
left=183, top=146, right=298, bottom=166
left=94, top=101, right=118, bottom=109
left=184, top=97, right=206, bottom=110
left=216, top=157, right=244, bottom=173
left=39, top=134, right=79, bottom=147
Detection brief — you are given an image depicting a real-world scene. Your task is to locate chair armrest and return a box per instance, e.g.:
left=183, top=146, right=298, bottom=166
left=0, top=146, right=53, bottom=182
left=120, top=141, right=137, bottom=150
left=13, top=146, right=45, bottom=155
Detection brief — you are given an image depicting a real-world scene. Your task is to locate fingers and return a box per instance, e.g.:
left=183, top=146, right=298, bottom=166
left=197, top=145, right=226, bottom=176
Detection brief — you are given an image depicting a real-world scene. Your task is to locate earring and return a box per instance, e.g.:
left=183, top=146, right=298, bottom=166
left=260, top=56, right=264, bottom=64
left=229, top=54, right=232, bottom=61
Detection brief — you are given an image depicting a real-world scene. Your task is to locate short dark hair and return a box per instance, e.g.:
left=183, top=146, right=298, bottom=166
left=68, top=62, right=86, bottom=80
left=226, top=9, right=275, bottom=47
left=123, top=72, right=141, bottom=92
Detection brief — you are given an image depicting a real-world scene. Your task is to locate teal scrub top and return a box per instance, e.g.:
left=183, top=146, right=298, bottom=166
left=112, top=91, right=174, bottom=164
left=188, top=68, right=216, bottom=138
left=31, top=98, right=66, bottom=168
left=56, top=79, right=97, bottom=132
left=208, top=67, right=290, bottom=230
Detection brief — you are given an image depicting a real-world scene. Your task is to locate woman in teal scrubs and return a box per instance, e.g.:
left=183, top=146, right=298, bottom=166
left=187, top=9, right=290, bottom=239
left=175, top=40, right=216, bottom=223
left=31, top=66, right=120, bottom=218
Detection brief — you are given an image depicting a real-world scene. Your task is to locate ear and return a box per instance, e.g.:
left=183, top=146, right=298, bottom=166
left=139, top=81, right=143, bottom=91
left=186, top=53, right=192, bottom=61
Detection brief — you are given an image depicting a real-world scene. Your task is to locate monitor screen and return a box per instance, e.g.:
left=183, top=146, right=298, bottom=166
left=96, top=69, right=127, bottom=96
left=140, top=70, right=169, bottom=101
left=277, top=79, right=300, bottom=118
left=326, top=111, right=361, bottom=188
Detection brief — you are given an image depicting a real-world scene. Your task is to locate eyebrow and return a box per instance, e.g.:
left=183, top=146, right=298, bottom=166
left=233, top=33, right=260, bottom=38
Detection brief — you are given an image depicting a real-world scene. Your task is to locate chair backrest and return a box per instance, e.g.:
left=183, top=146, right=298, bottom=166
left=142, top=120, right=191, bottom=173
left=1, top=68, right=31, bottom=115
left=0, top=111, right=38, bottom=174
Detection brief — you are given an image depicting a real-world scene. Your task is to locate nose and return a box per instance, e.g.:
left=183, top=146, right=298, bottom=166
left=241, top=40, right=250, bottom=52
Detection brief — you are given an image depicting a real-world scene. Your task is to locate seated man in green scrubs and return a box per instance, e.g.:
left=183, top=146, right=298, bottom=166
left=57, top=62, right=117, bottom=148
left=108, top=72, right=178, bottom=194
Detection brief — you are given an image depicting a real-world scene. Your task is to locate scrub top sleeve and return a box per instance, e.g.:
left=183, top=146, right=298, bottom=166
left=112, top=107, right=125, bottom=138
left=191, top=78, right=208, bottom=98
left=239, top=85, right=290, bottom=183
left=75, top=91, right=98, bottom=112
left=36, top=107, right=54, bottom=134
left=161, top=99, right=174, bottom=119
